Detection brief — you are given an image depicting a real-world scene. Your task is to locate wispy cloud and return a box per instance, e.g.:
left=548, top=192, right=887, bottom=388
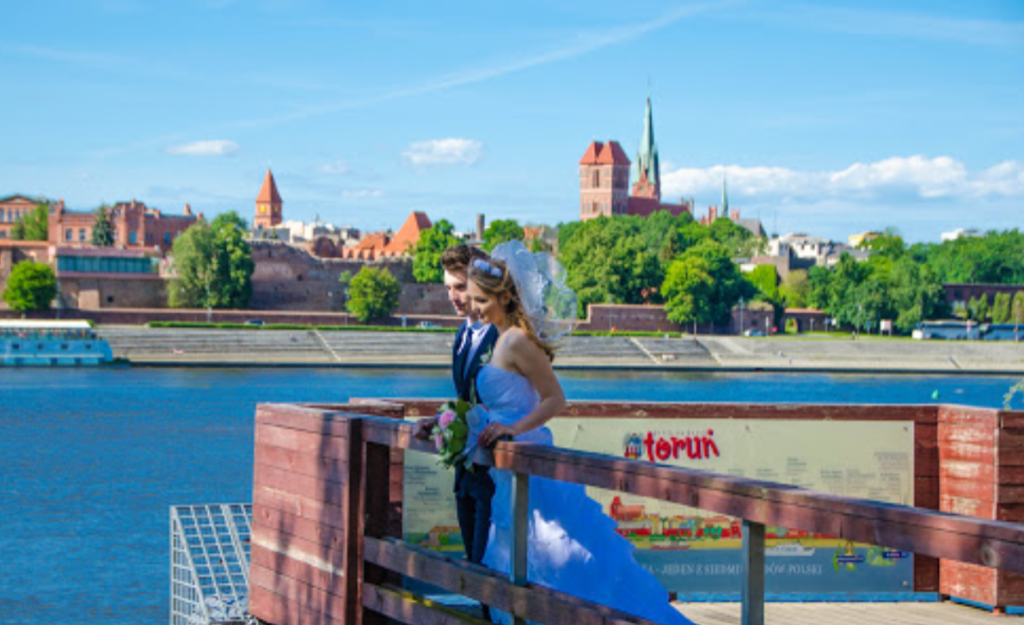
left=770, top=3, right=1024, bottom=48
left=662, top=156, right=1024, bottom=202
left=402, top=139, right=484, bottom=167
left=317, top=159, right=350, bottom=175
left=166, top=140, right=240, bottom=157
left=220, top=3, right=723, bottom=131
left=340, top=189, right=384, bottom=199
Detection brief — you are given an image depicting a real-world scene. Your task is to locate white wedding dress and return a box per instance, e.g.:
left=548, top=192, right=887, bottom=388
left=472, top=365, right=693, bottom=625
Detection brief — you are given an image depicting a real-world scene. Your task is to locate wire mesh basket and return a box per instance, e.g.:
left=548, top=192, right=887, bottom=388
left=170, top=504, right=253, bottom=625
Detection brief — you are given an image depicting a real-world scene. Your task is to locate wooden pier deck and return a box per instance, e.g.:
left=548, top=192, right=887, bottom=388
left=682, top=601, right=1020, bottom=624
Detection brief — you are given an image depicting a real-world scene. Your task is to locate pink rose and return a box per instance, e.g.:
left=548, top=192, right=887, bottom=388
left=438, top=410, right=457, bottom=429
left=434, top=432, right=445, bottom=451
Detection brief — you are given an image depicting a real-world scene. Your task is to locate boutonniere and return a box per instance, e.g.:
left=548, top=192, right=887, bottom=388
left=479, top=344, right=494, bottom=365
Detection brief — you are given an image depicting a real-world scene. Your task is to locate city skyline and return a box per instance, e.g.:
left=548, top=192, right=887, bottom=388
left=1, top=0, right=1022, bottom=243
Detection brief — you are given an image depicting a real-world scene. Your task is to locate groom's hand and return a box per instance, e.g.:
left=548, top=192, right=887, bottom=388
left=413, top=417, right=437, bottom=441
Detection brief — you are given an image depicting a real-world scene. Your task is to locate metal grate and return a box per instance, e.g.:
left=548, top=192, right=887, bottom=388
left=170, top=504, right=253, bottom=625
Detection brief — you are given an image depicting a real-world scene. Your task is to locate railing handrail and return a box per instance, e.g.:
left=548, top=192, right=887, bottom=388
left=339, top=410, right=1024, bottom=574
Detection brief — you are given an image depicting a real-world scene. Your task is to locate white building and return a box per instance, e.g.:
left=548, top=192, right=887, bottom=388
left=941, top=228, right=982, bottom=242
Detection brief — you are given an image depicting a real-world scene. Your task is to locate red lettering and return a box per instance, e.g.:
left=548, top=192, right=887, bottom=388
left=644, top=432, right=655, bottom=462
left=672, top=437, right=687, bottom=458
left=703, top=429, right=720, bottom=458
left=655, top=438, right=672, bottom=461
left=686, top=436, right=702, bottom=459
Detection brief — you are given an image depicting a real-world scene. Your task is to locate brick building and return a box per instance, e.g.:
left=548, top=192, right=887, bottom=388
left=48, top=199, right=199, bottom=252
left=254, top=169, right=283, bottom=229
left=0, top=194, right=52, bottom=239
left=579, top=97, right=693, bottom=221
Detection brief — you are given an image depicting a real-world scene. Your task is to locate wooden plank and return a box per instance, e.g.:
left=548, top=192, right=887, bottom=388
left=253, top=504, right=344, bottom=556
left=362, top=583, right=488, bottom=625
left=941, top=477, right=995, bottom=502
left=939, top=494, right=995, bottom=519
left=255, top=441, right=350, bottom=480
left=256, top=423, right=350, bottom=460
left=249, top=582, right=345, bottom=625
left=253, top=519, right=345, bottom=569
left=256, top=403, right=355, bottom=437
left=914, top=555, right=939, bottom=592
left=250, top=562, right=348, bottom=621
left=938, top=405, right=1000, bottom=426
left=250, top=542, right=345, bottom=596
left=940, top=560, right=998, bottom=606
left=254, top=462, right=347, bottom=504
left=363, top=537, right=669, bottom=625
left=254, top=480, right=347, bottom=529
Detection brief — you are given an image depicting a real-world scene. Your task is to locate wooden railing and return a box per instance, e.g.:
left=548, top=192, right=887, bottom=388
left=249, top=403, right=1024, bottom=625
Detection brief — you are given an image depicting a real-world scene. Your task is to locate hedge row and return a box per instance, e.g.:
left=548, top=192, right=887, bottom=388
left=143, top=321, right=683, bottom=337
left=145, top=321, right=457, bottom=333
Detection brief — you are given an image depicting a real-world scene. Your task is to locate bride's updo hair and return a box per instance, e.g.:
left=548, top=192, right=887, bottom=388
left=468, top=257, right=555, bottom=362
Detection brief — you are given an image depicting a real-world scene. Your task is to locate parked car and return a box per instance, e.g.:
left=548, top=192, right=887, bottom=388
left=245, top=319, right=265, bottom=327
left=417, top=321, right=439, bottom=329
left=743, top=329, right=766, bottom=337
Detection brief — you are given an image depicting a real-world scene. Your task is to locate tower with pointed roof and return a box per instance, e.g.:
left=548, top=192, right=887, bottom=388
left=255, top=169, right=283, bottom=229
left=578, top=140, right=631, bottom=221
left=630, top=95, right=661, bottom=201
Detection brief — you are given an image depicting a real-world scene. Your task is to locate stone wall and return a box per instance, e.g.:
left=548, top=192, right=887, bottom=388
left=249, top=240, right=435, bottom=312
left=59, top=276, right=166, bottom=309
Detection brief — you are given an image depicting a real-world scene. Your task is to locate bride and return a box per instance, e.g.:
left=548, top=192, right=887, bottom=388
left=464, top=241, right=692, bottom=625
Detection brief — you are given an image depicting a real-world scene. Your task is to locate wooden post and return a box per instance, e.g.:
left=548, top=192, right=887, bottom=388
left=362, top=437, right=394, bottom=625
left=510, top=471, right=530, bottom=625
left=344, top=418, right=366, bottom=625
left=741, top=520, right=765, bottom=625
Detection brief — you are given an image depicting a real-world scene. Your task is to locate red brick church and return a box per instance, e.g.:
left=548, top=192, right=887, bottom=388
left=579, top=96, right=694, bottom=221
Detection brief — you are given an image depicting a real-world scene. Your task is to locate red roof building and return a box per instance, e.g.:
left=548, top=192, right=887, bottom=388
left=255, top=169, right=283, bottom=229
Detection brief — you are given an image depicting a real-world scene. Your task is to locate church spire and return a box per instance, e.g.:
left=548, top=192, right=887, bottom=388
left=722, top=174, right=729, bottom=214
left=632, top=94, right=661, bottom=201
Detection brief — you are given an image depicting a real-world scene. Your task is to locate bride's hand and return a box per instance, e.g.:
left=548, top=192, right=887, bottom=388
left=479, top=422, right=516, bottom=447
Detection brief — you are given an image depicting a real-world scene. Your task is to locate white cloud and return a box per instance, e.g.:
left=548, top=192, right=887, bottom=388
left=401, top=138, right=484, bottom=167
left=661, top=156, right=1024, bottom=203
left=340, top=189, right=384, bottom=199
left=165, top=140, right=239, bottom=157
left=318, top=159, right=350, bottom=175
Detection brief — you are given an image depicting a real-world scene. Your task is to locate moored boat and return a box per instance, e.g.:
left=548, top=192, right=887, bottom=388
left=1, top=320, right=113, bottom=366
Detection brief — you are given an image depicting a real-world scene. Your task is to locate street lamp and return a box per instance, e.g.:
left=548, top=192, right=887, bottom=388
left=739, top=297, right=745, bottom=336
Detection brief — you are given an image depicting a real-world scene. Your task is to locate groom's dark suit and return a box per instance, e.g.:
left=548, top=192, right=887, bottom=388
left=452, top=321, right=499, bottom=565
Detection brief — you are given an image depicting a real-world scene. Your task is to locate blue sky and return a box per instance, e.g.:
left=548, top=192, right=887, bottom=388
left=1, top=0, right=1021, bottom=243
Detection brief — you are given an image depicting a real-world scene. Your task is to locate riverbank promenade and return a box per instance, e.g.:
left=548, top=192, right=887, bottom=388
left=244, top=399, right=1024, bottom=625
left=96, top=326, right=1024, bottom=373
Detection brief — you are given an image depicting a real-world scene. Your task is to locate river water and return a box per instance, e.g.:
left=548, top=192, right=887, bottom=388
left=1, top=367, right=1021, bottom=624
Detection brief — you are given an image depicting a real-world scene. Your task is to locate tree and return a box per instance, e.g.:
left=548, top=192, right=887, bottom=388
left=779, top=269, right=810, bottom=309
left=168, top=212, right=254, bottom=309
left=993, top=292, right=1012, bottom=324
left=482, top=219, right=524, bottom=252
left=662, top=240, right=754, bottom=326
left=412, top=219, right=461, bottom=283
left=210, top=212, right=254, bottom=309
left=662, top=255, right=715, bottom=325
left=346, top=266, right=401, bottom=323
left=91, top=205, right=114, bottom=247
left=1013, top=292, right=1024, bottom=325
left=11, top=204, right=49, bottom=241
left=2, top=261, right=57, bottom=312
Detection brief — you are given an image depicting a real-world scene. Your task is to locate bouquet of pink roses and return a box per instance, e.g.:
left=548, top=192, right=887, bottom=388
left=431, top=399, right=473, bottom=470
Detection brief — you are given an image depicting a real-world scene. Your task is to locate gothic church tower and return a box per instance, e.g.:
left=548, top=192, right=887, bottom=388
left=630, top=95, right=661, bottom=201
left=255, top=169, right=283, bottom=229
left=578, top=141, right=631, bottom=222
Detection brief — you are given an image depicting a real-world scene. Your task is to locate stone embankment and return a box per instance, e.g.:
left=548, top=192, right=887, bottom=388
left=95, top=326, right=1024, bottom=373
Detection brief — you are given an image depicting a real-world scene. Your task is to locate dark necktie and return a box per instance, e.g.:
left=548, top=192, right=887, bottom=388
left=454, top=328, right=470, bottom=399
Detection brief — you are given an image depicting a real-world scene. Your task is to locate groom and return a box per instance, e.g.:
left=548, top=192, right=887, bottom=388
left=416, top=244, right=499, bottom=569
